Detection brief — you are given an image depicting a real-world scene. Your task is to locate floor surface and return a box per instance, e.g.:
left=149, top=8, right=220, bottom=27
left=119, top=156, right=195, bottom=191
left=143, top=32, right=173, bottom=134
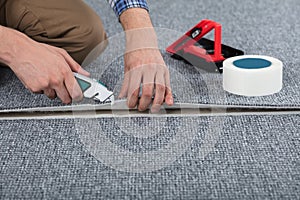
left=0, top=0, right=299, bottom=199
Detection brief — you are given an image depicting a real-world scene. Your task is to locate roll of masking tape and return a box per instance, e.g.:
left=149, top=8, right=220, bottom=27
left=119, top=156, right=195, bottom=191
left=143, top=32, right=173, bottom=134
left=223, top=55, right=283, bottom=97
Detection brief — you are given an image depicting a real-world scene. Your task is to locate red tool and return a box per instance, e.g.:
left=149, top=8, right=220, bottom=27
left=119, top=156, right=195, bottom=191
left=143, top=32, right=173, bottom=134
left=166, top=19, right=244, bottom=73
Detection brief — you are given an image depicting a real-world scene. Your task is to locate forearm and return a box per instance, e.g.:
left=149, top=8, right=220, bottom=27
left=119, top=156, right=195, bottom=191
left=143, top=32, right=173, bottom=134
left=120, top=8, right=152, bottom=30
left=0, top=26, right=30, bottom=67
left=118, top=8, right=173, bottom=112
left=119, top=8, right=158, bottom=52
left=0, top=26, right=15, bottom=65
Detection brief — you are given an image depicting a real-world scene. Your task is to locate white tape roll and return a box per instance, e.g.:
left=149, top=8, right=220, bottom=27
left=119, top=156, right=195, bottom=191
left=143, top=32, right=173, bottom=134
left=223, top=55, right=283, bottom=97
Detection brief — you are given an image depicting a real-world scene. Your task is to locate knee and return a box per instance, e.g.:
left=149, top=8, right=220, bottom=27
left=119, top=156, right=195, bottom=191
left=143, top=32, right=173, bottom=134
left=5, top=1, right=29, bottom=29
left=69, top=17, right=108, bottom=65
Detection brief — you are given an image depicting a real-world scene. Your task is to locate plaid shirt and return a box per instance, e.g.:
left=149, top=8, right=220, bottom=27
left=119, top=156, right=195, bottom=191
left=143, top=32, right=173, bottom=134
left=107, top=0, right=149, bottom=17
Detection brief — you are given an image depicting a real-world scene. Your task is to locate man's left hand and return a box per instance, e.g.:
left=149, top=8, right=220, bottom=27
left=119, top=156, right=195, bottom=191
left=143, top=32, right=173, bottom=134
left=118, top=48, right=173, bottom=113
left=119, top=8, right=174, bottom=112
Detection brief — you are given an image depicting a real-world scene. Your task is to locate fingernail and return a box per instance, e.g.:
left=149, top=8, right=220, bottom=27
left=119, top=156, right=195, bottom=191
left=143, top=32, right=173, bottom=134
left=138, top=105, right=147, bottom=112
left=151, top=104, right=161, bottom=113
left=127, top=101, right=135, bottom=109
left=165, top=97, right=174, bottom=106
left=170, top=98, right=174, bottom=105
left=118, top=93, right=124, bottom=99
left=169, top=96, right=174, bottom=104
left=73, top=94, right=83, bottom=102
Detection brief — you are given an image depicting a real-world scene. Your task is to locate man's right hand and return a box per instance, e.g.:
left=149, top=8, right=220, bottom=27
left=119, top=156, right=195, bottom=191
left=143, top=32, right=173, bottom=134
left=0, top=26, right=90, bottom=104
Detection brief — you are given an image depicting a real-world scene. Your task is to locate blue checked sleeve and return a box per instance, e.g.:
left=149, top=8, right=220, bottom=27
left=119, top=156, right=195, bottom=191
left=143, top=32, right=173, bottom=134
left=106, top=0, right=149, bottom=18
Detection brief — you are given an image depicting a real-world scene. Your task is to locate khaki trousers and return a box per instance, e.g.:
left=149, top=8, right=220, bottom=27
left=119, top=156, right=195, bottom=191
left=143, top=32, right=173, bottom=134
left=0, top=0, right=107, bottom=65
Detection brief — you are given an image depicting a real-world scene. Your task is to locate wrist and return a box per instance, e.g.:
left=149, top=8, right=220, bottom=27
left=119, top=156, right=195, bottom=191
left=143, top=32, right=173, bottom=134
left=124, top=28, right=159, bottom=53
left=0, top=26, right=15, bottom=65
left=120, top=8, right=152, bottom=30
left=0, top=26, right=30, bottom=66
left=120, top=8, right=159, bottom=53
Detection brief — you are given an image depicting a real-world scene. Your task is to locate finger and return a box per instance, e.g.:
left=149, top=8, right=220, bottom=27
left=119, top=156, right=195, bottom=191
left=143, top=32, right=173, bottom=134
left=60, top=49, right=90, bottom=77
left=64, top=70, right=83, bottom=102
left=165, top=87, right=174, bottom=106
left=138, top=82, right=154, bottom=111
left=127, top=67, right=142, bottom=109
left=50, top=72, right=72, bottom=104
left=55, top=85, right=72, bottom=104
left=118, top=71, right=130, bottom=99
left=151, top=71, right=165, bottom=113
left=77, top=67, right=90, bottom=77
left=44, top=89, right=56, bottom=99
left=138, top=65, right=156, bottom=111
left=164, top=69, right=174, bottom=106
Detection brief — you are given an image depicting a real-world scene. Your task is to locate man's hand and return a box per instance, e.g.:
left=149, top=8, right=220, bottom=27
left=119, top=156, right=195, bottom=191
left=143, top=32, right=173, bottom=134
left=0, top=26, right=89, bottom=104
left=119, top=49, right=173, bottom=113
left=119, top=8, right=174, bottom=112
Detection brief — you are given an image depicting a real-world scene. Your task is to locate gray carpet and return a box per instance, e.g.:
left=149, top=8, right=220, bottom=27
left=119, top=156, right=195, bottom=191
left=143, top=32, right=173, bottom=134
left=0, top=114, right=299, bottom=199
left=1, top=2, right=299, bottom=199
left=0, top=0, right=299, bottom=111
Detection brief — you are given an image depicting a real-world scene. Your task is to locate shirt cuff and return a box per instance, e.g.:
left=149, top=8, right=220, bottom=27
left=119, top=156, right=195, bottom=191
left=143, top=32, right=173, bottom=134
left=109, top=0, right=149, bottom=18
